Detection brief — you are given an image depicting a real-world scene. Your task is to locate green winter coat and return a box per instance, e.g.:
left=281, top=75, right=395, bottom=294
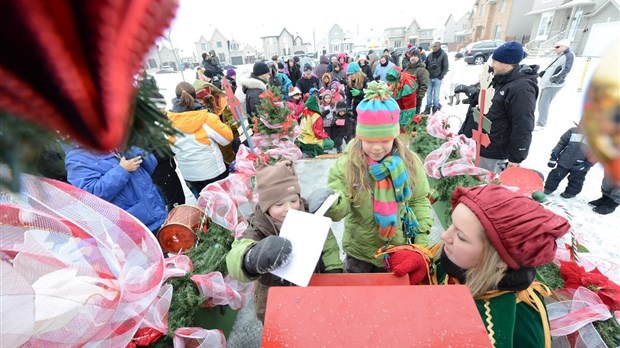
left=226, top=200, right=343, bottom=321
left=434, top=261, right=551, bottom=348
left=405, top=60, right=430, bottom=100
left=325, top=148, right=433, bottom=268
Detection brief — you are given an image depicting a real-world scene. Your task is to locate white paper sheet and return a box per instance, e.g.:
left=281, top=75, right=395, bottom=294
left=270, top=194, right=339, bottom=287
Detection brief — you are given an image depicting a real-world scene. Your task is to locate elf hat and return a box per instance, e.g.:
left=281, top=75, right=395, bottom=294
left=288, top=87, right=301, bottom=97
left=304, top=95, right=321, bottom=113
left=385, top=66, right=401, bottom=83
left=255, top=158, right=301, bottom=213
left=355, top=81, right=400, bottom=141
left=451, top=185, right=570, bottom=269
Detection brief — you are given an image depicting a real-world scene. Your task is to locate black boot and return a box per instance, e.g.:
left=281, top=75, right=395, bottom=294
left=560, top=192, right=575, bottom=199
left=422, top=106, right=431, bottom=114
left=432, top=106, right=438, bottom=113
left=588, top=195, right=610, bottom=207
left=593, top=200, right=619, bottom=215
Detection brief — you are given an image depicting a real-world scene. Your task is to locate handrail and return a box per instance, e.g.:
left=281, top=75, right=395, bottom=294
left=525, top=31, right=567, bottom=57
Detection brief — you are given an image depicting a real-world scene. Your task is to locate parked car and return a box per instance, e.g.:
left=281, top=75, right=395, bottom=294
left=463, top=40, right=505, bottom=65
left=156, top=66, right=175, bottom=74
left=220, top=62, right=237, bottom=70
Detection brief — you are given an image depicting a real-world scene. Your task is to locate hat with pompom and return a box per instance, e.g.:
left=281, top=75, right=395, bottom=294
left=288, top=86, right=301, bottom=97
left=346, top=62, right=361, bottom=75
left=304, top=95, right=321, bottom=113
left=355, top=81, right=400, bottom=141
left=451, top=185, right=570, bottom=269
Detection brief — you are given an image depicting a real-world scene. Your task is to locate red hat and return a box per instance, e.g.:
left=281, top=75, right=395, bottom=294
left=451, top=185, right=570, bottom=269
left=407, top=43, right=412, bottom=48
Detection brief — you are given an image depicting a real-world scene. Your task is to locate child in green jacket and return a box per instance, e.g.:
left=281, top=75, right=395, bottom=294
left=226, top=159, right=342, bottom=322
left=308, top=82, right=433, bottom=273
left=387, top=185, right=570, bottom=347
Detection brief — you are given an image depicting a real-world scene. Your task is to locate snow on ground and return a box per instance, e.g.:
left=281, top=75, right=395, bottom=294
left=154, top=56, right=619, bottom=270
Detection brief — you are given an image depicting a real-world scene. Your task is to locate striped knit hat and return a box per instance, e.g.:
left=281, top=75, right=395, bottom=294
left=355, top=81, right=400, bottom=141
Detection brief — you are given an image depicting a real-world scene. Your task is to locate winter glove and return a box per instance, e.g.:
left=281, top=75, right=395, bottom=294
left=350, top=88, right=360, bottom=97
left=547, top=159, right=557, bottom=168
left=243, top=236, right=292, bottom=276
left=574, top=160, right=592, bottom=171
left=389, top=249, right=427, bottom=285
left=307, top=188, right=335, bottom=214
left=321, top=109, right=330, bottom=117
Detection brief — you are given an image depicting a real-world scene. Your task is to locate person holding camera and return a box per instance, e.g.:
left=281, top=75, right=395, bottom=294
left=536, top=39, right=574, bottom=129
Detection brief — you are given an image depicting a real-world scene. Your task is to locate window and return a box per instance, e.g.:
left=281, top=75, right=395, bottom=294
left=499, top=0, right=506, bottom=12
left=394, top=40, right=402, bottom=48
left=201, top=43, right=208, bottom=50
left=494, top=25, right=502, bottom=40
left=218, top=53, right=225, bottom=62
left=148, top=58, right=157, bottom=69
left=536, top=11, right=554, bottom=40
left=231, top=43, right=239, bottom=51
left=216, top=41, right=222, bottom=48
left=283, top=48, right=286, bottom=55
left=480, top=3, right=485, bottom=16
left=569, top=10, right=583, bottom=41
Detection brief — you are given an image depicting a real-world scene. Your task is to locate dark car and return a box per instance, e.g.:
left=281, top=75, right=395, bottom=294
left=220, top=62, right=237, bottom=70
left=463, top=40, right=505, bottom=65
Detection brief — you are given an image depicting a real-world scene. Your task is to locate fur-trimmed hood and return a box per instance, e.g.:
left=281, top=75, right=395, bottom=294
left=239, top=75, right=267, bottom=92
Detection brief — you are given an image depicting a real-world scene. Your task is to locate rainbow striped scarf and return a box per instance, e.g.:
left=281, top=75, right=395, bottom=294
left=368, top=153, right=418, bottom=240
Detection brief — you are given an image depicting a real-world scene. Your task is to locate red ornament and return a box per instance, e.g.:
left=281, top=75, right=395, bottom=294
left=0, top=0, right=179, bottom=151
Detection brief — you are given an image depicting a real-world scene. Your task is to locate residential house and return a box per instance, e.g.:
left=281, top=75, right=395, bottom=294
left=444, top=13, right=471, bottom=49
left=261, top=28, right=309, bottom=59
left=418, top=28, right=438, bottom=50
left=144, top=44, right=179, bottom=71
left=194, top=28, right=230, bottom=64
left=242, top=44, right=258, bottom=64
left=228, top=40, right=244, bottom=66
left=384, top=26, right=407, bottom=49
left=468, top=0, right=535, bottom=44
left=327, top=24, right=354, bottom=53
left=405, top=19, right=421, bottom=47
left=525, top=0, right=619, bottom=56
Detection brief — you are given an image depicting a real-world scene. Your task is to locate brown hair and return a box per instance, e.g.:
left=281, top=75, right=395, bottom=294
left=174, top=82, right=197, bottom=110
left=322, top=73, right=332, bottom=87
left=344, top=135, right=418, bottom=203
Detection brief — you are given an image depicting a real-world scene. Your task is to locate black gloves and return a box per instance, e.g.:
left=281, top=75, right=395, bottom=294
left=548, top=152, right=559, bottom=168
left=573, top=160, right=592, bottom=171
left=321, top=109, right=330, bottom=117
left=243, top=236, right=292, bottom=276
left=306, top=188, right=335, bottom=213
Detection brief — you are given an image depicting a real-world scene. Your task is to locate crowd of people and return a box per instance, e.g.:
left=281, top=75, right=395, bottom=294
left=37, top=38, right=617, bottom=347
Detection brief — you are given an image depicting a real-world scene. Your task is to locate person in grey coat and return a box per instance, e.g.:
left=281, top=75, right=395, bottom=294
left=536, top=39, right=574, bottom=128
left=544, top=127, right=592, bottom=198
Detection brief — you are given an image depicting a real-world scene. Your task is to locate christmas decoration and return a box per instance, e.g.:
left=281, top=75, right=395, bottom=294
left=252, top=86, right=297, bottom=137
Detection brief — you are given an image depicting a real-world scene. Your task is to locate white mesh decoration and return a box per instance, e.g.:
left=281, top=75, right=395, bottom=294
left=0, top=173, right=164, bottom=347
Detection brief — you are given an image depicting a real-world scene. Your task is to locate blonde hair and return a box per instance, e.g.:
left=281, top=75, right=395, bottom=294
left=348, top=71, right=366, bottom=89
left=434, top=234, right=508, bottom=298
left=344, top=134, right=418, bottom=203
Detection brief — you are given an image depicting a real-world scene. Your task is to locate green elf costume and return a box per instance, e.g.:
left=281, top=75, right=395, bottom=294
left=382, top=185, right=570, bottom=348
left=386, top=67, right=418, bottom=132
left=296, top=96, right=334, bottom=157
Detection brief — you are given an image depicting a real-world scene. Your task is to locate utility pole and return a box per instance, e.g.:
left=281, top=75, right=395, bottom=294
left=313, top=29, right=316, bottom=56
left=165, top=30, right=185, bottom=81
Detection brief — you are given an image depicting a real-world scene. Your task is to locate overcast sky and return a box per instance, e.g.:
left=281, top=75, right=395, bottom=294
left=166, top=0, right=475, bottom=55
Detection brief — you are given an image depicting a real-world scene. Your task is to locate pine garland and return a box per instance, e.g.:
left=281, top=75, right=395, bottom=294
left=251, top=86, right=294, bottom=136
left=407, top=115, right=444, bottom=159
left=535, top=263, right=565, bottom=290
left=151, top=220, right=233, bottom=347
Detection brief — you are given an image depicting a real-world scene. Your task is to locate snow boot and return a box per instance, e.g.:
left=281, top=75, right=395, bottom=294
left=560, top=192, right=575, bottom=199
left=544, top=189, right=553, bottom=195
left=448, top=96, right=454, bottom=106
left=593, top=200, right=619, bottom=215
left=432, top=106, right=438, bottom=113
left=588, top=195, right=610, bottom=207
left=422, top=106, right=431, bottom=115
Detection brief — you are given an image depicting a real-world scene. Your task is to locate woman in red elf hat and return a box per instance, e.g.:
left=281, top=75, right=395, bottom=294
left=384, top=184, right=571, bottom=348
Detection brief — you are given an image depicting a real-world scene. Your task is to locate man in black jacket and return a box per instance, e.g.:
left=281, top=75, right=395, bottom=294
left=424, top=42, right=449, bottom=114
left=239, top=62, right=270, bottom=120
left=463, top=41, right=539, bottom=174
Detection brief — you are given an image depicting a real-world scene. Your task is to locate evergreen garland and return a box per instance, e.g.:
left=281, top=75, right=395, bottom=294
left=151, top=220, right=234, bottom=347
left=252, top=86, right=295, bottom=136
left=407, top=115, right=444, bottom=159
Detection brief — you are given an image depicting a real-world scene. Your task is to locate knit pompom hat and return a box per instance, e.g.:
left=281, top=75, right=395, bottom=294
left=255, top=159, right=301, bottom=213
left=492, top=41, right=524, bottom=64
left=451, top=185, right=570, bottom=269
left=288, top=87, right=301, bottom=97
left=355, top=81, right=400, bottom=141
left=346, top=62, right=361, bottom=75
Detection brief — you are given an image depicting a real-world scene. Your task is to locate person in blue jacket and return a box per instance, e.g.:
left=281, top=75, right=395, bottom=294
left=64, top=145, right=167, bottom=233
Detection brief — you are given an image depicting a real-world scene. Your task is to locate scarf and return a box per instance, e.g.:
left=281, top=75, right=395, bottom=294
left=367, top=152, right=419, bottom=240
